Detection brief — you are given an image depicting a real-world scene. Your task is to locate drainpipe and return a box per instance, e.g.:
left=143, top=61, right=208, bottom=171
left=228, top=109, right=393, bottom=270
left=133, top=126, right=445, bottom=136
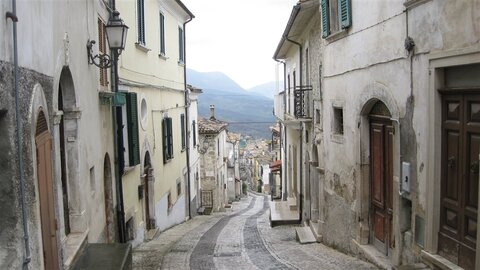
left=110, top=0, right=126, bottom=243
left=6, top=3, right=31, bottom=268
left=183, top=13, right=194, bottom=219
left=274, top=59, right=286, bottom=200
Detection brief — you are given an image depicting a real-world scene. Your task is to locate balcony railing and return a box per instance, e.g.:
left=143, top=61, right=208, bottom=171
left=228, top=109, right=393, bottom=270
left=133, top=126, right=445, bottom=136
left=294, top=85, right=312, bottom=119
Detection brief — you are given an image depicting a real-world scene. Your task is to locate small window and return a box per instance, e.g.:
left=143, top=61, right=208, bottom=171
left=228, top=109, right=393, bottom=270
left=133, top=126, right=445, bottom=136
left=163, top=117, right=174, bottom=163
left=159, top=12, right=165, bottom=55
left=177, top=180, right=181, bottom=196
left=89, top=166, right=95, bottom=196
left=167, top=192, right=172, bottom=211
left=137, top=0, right=146, bottom=45
left=333, top=107, right=344, bottom=135
left=178, top=27, right=184, bottom=63
left=321, top=0, right=352, bottom=38
left=315, top=109, right=321, bottom=124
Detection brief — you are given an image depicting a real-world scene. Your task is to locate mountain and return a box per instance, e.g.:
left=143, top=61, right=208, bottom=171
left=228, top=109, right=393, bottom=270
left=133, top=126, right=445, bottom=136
left=187, top=69, right=275, bottom=139
left=247, top=81, right=283, bottom=100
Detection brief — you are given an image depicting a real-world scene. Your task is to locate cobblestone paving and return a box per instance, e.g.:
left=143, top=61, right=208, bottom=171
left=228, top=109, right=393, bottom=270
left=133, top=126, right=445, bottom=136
left=133, top=193, right=379, bottom=270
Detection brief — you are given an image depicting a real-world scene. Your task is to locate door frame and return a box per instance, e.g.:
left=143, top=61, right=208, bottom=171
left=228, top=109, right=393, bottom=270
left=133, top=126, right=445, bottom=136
left=425, top=49, right=480, bottom=270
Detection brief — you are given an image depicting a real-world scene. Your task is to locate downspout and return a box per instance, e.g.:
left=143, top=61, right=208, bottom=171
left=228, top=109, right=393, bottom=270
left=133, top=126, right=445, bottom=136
left=284, top=36, right=303, bottom=222
left=110, top=0, right=127, bottom=243
left=183, top=14, right=193, bottom=219
left=6, top=4, right=31, bottom=268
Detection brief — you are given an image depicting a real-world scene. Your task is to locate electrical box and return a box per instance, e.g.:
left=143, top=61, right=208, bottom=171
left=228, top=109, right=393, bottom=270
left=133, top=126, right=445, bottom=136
left=402, top=162, right=411, bottom=193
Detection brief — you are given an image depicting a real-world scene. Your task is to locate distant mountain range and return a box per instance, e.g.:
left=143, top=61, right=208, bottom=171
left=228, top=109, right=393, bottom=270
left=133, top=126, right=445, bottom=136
left=187, top=69, right=277, bottom=139
left=246, top=81, right=283, bottom=100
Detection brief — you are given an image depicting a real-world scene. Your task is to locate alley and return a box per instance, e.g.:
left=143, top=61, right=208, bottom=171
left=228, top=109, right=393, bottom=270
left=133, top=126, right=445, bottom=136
left=133, top=193, right=378, bottom=270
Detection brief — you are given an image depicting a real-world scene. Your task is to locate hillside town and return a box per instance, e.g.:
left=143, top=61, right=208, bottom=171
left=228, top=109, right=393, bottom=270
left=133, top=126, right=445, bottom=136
left=1, top=0, right=479, bottom=270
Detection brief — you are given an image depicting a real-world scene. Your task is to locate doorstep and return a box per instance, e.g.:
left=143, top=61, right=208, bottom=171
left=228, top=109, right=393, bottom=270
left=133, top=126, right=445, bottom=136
left=421, top=250, right=464, bottom=270
left=352, top=239, right=395, bottom=269
left=269, top=200, right=299, bottom=227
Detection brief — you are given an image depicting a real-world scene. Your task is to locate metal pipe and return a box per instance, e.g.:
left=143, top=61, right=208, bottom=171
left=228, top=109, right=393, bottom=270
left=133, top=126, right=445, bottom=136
left=183, top=14, right=193, bottom=219
left=7, top=2, right=32, bottom=267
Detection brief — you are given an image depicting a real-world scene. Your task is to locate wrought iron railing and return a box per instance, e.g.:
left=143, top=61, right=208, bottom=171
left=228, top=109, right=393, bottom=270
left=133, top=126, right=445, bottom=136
left=293, top=85, right=313, bottom=119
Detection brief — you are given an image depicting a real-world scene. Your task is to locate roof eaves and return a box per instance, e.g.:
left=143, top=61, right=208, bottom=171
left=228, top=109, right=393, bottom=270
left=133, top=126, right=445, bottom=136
left=273, top=3, right=302, bottom=60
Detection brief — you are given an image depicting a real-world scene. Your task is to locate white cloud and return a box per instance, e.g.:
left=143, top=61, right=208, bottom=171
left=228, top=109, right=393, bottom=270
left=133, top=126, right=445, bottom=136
left=183, top=0, right=298, bottom=89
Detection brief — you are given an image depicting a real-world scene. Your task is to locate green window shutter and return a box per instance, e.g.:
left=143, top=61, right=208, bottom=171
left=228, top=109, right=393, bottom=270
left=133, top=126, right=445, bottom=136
left=126, top=92, right=140, bottom=166
left=321, top=0, right=330, bottom=38
left=162, top=118, right=168, bottom=163
left=167, top=117, right=174, bottom=159
left=339, top=0, right=352, bottom=29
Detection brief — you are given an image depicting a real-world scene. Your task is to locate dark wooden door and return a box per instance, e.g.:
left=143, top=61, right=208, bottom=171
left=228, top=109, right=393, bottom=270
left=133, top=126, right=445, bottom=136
left=370, top=117, right=394, bottom=255
left=36, top=131, right=59, bottom=270
left=439, top=93, right=478, bottom=270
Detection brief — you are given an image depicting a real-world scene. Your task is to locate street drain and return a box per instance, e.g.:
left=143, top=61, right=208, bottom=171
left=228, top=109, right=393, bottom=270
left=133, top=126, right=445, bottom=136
left=214, top=252, right=242, bottom=257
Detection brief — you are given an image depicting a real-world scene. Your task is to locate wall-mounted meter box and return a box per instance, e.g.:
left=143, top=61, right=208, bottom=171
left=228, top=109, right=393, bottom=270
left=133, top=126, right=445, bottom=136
left=402, top=162, right=411, bottom=193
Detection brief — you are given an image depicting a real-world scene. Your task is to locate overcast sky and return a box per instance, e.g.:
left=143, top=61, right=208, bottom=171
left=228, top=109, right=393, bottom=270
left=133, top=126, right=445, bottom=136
left=182, top=0, right=298, bottom=90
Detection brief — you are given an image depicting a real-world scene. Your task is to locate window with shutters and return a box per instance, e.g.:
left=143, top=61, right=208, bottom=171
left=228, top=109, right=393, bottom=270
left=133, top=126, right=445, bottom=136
left=137, top=0, right=146, bottom=45
left=163, top=117, right=174, bottom=163
left=98, top=18, right=108, bottom=86
left=321, top=0, right=351, bottom=39
left=178, top=27, right=184, bottom=63
left=122, top=92, right=141, bottom=167
left=159, top=12, right=165, bottom=56
left=180, top=114, right=186, bottom=150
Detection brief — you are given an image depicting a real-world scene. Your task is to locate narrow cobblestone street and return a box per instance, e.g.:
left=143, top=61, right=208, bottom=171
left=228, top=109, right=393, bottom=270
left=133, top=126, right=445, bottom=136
left=133, top=193, right=378, bottom=270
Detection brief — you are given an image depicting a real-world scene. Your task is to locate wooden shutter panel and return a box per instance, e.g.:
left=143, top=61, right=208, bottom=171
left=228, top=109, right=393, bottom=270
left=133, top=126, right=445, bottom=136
left=168, top=117, right=174, bottom=159
left=126, top=92, right=140, bottom=166
left=137, top=0, right=145, bottom=44
left=339, top=0, right=352, bottom=29
left=162, top=118, right=168, bottom=163
left=321, top=0, right=330, bottom=38
left=160, top=12, right=165, bottom=55
left=178, top=27, right=184, bottom=62
left=181, top=114, right=186, bottom=149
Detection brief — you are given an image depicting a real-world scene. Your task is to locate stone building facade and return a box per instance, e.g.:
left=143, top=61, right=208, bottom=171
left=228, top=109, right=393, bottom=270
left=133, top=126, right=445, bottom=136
left=198, top=106, right=228, bottom=212
left=274, top=0, right=480, bottom=269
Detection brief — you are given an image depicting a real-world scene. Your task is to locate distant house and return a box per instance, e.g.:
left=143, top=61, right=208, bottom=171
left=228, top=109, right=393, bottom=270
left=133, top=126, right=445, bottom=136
left=187, top=85, right=203, bottom=217
left=198, top=105, right=229, bottom=212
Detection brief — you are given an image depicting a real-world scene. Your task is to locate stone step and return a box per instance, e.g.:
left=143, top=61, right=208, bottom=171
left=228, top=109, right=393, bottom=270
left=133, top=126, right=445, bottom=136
left=295, top=227, right=317, bottom=244
left=287, top=197, right=297, bottom=211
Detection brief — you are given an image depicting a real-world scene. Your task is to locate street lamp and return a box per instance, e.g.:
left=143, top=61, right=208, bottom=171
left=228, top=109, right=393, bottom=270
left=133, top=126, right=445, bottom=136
left=87, top=10, right=128, bottom=68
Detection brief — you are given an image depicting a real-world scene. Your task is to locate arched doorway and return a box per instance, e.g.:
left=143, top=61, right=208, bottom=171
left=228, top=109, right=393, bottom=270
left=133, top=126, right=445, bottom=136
left=368, top=101, right=394, bottom=255
left=57, top=67, right=81, bottom=234
left=103, top=154, right=116, bottom=243
left=35, top=110, right=59, bottom=270
left=142, top=152, right=156, bottom=230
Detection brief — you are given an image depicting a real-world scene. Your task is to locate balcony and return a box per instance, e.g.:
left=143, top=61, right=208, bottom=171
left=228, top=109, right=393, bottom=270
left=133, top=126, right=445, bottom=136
left=274, top=91, right=285, bottom=121
left=294, top=85, right=312, bottom=119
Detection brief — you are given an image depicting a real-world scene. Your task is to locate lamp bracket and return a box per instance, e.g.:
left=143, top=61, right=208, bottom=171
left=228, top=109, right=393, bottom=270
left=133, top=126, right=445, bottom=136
left=87, top=39, right=113, bottom=69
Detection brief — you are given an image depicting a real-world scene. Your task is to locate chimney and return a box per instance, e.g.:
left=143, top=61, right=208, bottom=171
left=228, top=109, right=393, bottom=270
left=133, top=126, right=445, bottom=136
left=210, top=104, right=216, bottom=120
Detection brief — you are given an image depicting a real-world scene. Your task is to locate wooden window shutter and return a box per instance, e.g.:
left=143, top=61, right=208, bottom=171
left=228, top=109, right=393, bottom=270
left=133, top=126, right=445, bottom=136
left=126, top=92, right=140, bottom=166
left=167, top=117, right=174, bottom=159
left=339, top=0, right=352, bottom=29
left=162, top=118, right=168, bottom=163
left=181, top=114, right=186, bottom=149
left=98, top=18, right=108, bottom=86
left=321, top=0, right=330, bottom=38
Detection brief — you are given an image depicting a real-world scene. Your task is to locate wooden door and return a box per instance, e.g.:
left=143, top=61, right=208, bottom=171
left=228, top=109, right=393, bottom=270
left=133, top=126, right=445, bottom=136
left=439, top=93, right=478, bottom=270
left=370, top=117, right=394, bottom=255
left=36, top=131, right=59, bottom=270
